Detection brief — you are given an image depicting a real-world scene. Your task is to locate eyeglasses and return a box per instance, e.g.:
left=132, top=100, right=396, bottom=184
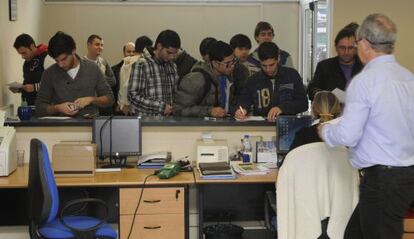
left=218, top=57, right=238, bottom=68
left=337, top=45, right=357, bottom=52
left=356, top=38, right=394, bottom=46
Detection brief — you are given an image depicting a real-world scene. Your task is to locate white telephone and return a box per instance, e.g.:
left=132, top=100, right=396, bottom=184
left=137, top=151, right=171, bottom=165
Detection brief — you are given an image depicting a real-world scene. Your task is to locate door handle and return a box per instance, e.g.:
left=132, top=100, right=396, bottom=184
left=143, top=199, right=161, bottom=203
left=175, top=189, right=181, bottom=200
left=144, top=226, right=162, bottom=230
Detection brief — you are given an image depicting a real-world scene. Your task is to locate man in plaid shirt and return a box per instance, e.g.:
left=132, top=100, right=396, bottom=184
left=128, top=30, right=180, bottom=116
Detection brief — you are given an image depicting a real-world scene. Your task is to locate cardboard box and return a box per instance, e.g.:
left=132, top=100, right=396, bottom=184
left=52, top=141, right=96, bottom=177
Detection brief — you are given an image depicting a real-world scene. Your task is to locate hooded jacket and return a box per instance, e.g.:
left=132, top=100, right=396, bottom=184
left=22, top=44, right=48, bottom=105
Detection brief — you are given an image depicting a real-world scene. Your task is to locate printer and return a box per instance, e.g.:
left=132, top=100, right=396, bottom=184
left=196, top=139, right=228, bottom=166
left=0, top=127, right=17, bottom=176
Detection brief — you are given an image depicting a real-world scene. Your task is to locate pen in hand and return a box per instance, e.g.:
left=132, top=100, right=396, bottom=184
left=239, top=106, right=246, bottom=115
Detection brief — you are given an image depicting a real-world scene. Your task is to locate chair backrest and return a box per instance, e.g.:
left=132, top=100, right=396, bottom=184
left=276, top=142, right=359, bottom=239
left=28, top=138, right=59, bottom=225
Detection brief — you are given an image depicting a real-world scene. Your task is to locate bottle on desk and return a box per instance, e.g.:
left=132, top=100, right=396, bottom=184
left=242, top=135, right=252, bottom=163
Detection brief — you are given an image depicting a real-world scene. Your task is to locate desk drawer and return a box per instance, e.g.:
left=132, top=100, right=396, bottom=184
left=120, top=187, right=184, bottom=215
left=120, top=213, right=184, bottom=239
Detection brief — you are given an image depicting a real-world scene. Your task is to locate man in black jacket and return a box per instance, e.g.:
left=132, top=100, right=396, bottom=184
left=235, top=42, right=308, bottom=121
left=307, top=23, right=363, bottom=101
left=12, top=34, right=53, bottom=105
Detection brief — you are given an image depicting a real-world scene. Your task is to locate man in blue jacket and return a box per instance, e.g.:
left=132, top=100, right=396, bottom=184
left=235, top=42, right=308, bottom=121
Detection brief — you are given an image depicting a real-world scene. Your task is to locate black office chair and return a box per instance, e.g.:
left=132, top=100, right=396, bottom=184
left=28, top=138, right=117, bottom=239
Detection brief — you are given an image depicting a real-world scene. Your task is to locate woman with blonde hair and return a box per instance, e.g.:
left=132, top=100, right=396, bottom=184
left=289, top=91, right=341, bottom=151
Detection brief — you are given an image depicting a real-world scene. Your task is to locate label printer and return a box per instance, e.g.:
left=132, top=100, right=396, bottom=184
left=196, top=139, right=228, bottom=166
left=0, top=127, right=17, bottom=176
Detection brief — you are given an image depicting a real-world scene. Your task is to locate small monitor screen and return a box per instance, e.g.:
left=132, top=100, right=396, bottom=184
left=92, top=116, right=142, bottom=159
left=276, top=115, right=312, bottom=154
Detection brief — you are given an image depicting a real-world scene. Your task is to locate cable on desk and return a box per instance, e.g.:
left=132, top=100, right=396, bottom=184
left=191, top=165, right=197, bottom=185
left=126, top=173, right=156, bottom=239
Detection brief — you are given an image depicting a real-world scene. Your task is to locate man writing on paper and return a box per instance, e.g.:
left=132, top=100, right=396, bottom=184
left=235, top=42, right=307, bottom=121
left=318, top=14, right=414, bottom=239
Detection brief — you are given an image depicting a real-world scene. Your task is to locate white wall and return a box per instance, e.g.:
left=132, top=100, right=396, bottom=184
left=41, top=2, right=300, bottom=66
left=332, top=0, right=414, bottom=71
left=0, top=1, right=299, bottom=111
left=0, top=0, right=44, bottom=110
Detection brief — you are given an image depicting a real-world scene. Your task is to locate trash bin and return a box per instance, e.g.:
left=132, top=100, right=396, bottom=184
left=203, top=223, right=244, bottom=239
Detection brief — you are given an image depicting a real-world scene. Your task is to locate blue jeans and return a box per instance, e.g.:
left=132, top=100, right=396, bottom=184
left=344, top=166, right=414, bottom=239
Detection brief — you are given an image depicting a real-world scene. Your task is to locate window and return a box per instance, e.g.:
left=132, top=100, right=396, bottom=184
left=300, top=0, right=330, bottom=85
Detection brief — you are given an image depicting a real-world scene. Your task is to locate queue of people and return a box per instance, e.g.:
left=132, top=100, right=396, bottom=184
left=8, top=12, right=414, bottom=239
left=10, top=21, right=305, bottom=119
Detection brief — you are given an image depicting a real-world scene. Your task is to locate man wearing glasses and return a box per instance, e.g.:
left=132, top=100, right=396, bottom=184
left=307, top=22, right=363, bottom=101
left=35, top=31, right=114, bottom=117
left=235, top=42, right=308, bottom=121
left=318, top=14, right=414, bottom=239
left=174, top=41, right=240, bottom=118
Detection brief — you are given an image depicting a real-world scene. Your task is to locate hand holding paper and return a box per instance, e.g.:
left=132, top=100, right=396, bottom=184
left=8, top=81, right=24, bottom=89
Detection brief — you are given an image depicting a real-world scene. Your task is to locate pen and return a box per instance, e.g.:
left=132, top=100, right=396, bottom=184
left=239, top=106, right=245, bottom=115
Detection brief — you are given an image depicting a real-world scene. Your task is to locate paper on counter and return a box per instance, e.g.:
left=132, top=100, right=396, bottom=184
left=7, top=81, right=24, bottom=89
left=235, top=116, right=265, bottom=121
left=38, top=116, right=72, bottom=120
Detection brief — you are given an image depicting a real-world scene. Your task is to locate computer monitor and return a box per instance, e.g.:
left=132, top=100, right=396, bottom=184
left=92, top=116, right=142, bottom=168
left=276, top=115, right=312, bottom=154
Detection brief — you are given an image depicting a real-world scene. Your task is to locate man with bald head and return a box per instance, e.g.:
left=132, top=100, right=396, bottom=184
left=123, top=42, right=135, bottom=57
left=112, top=41, right=137, bottom=114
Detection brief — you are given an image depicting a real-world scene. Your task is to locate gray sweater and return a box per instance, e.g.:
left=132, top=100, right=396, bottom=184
left=35, top=57, right=114, bottom=117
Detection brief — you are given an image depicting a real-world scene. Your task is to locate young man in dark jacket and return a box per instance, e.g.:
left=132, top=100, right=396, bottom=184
left=235, top=42, right=308, bottom=121
left=12, top=34, right=53, bottom=105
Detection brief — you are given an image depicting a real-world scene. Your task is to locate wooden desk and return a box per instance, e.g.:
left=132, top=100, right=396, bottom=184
left=0, top=164, right=195, bottom=188
left=1, top=165, right=277, bottom=239
left=0, top=164, right=195, bottom=239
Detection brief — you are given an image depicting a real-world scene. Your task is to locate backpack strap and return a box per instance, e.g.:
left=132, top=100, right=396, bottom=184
left=192, top=68, right=219, bottom=106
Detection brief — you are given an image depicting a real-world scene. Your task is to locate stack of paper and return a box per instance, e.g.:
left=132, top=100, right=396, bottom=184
left=231, top=163, right=270, bottom=176
left=198, top=162, right=236, bottom=179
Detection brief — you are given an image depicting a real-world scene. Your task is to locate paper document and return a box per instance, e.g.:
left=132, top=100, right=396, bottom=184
left=331, top=88, right=346, bottom=103
left=39, top=116, right=72, bottom=120
left=7, top=81, right=23, bottom=89
left=235, top=116, right=265, bottom=122
left=231, top=163, right=270, bottom=176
